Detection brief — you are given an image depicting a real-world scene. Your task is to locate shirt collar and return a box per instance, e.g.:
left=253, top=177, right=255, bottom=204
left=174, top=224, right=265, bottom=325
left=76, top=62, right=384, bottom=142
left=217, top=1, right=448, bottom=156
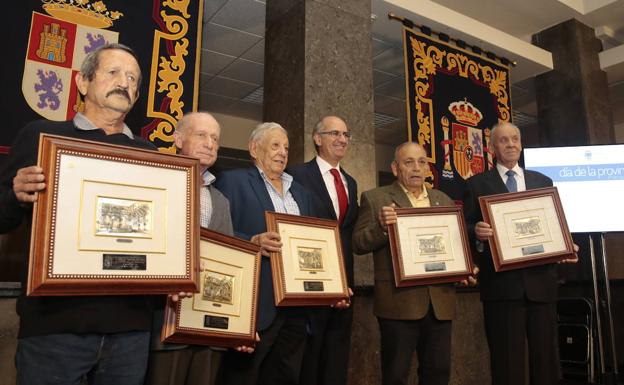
left=496, top=162, right=523, bottom=179
left=398, top=183, right=428, bottom=199
left=202, top=170, right=216, bottom=186
left=73, top=112, right=135, bottom=139
left=316, top=156, right=340, bottom=175
left=256, top=165, right=293, bottom=185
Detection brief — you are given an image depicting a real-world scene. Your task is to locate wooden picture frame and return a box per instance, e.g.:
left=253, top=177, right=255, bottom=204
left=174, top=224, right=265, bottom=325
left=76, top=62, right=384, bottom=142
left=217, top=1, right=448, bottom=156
left=265, top=212, right=349, bottom=306
left=161, top=228, right=261, bottom=348
left=27, top=134, right=200, bottom=295
left=479, top=187, right=575, bottom=272
left=388, top=206, right=473, bottom=287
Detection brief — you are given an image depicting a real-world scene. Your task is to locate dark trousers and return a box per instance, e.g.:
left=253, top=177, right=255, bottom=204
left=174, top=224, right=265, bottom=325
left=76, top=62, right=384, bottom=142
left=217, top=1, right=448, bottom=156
left=300, top=304, right=353, bottom=385
left=15, top=331, right=149, bottom=385
left=378, top=309, right=452, bottom=385
left=483, top=299, right=559, bottom=385
left=145, top=346, right=222, bottom=385
left=219, top=311, right=308, bottom=385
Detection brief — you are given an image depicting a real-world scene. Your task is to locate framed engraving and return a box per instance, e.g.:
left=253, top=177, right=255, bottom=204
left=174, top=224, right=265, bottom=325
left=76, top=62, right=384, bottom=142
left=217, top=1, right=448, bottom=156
left=479, top=187, right=575, bottom=272
left=265, top=212, right=349, bottom=306
left=162, top=228, right=261, bottom=348
left=388, top=206, right=473, bottom=287
left=27, top=134, right=200, bottom=296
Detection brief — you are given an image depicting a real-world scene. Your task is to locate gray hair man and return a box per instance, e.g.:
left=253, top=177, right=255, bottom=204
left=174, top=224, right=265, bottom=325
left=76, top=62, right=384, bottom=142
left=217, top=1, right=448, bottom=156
left=353, top=142, right=468, bottom=385
left=288, top=115, right=358, bottom=385
left=146, top=112, right=237, bottom=385
left=463, top=122, right=577, bottom=385
left=215, top=122, right=318, bottom=385
left=1, top=43, right=156, bottom=385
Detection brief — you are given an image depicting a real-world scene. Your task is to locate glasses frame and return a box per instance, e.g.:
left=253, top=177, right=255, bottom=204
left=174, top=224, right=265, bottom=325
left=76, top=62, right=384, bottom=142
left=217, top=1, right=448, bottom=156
left=318, top=130, right=352, bottom=140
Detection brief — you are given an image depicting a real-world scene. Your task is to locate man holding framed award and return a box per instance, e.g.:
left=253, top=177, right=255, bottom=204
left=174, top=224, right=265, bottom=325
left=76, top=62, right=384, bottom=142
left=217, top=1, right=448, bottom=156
left=215, top=122, right=316, bottom=385
left=0, top=44, right=157, bottom=385
left=288, top=115, right=358, bottom=385
left=146, top=111, right=239, bottom=385
left=463, top=122, right=578, bottom=385
left=352, top=142, right=459, bottom=385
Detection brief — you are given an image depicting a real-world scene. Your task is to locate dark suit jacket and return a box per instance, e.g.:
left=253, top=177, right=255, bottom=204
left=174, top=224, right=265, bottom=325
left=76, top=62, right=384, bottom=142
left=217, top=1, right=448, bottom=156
left=463, top=168, right=556, bottom=302
left=214, top=167, right=314, bottom=331
left=288, top=159, right=358, bottom=285
left=352, top=182, right=456, bottom=321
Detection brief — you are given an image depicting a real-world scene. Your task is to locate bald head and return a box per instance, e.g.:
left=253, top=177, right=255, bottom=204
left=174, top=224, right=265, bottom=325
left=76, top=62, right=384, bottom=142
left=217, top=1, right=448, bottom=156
left=174, top=112, right=221, bottom=171
left=491, top=122, right=522, bottom=169
left=391, top=142, right=429, bottom=193
left=312, top=115, right=350, bottom=166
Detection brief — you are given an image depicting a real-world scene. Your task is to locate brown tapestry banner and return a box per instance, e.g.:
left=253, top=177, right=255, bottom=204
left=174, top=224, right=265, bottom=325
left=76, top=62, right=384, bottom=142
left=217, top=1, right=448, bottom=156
left=403, top=26, right=512, bottom=201
left=1, top=0, right=203, bottom=162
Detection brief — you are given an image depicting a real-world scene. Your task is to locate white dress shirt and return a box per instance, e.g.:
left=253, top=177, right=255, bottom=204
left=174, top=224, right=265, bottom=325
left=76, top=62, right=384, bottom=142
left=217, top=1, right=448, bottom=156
left=316, top=156, right=349, bottom=219
left=496, top=163, right=526, bottom=192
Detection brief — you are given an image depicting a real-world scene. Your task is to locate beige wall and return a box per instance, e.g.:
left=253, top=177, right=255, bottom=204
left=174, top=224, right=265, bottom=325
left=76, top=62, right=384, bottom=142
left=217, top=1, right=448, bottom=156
left=375, top=143, right=394, bottom=177
left=210, top=112, right=260, bottom=151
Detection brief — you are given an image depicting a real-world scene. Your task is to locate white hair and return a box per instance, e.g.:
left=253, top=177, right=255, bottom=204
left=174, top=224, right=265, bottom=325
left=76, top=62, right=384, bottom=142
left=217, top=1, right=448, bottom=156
left=249, top=122, right=287, bottom=143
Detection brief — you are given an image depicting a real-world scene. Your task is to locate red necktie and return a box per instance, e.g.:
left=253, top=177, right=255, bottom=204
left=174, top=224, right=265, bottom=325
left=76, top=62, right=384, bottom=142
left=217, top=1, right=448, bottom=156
left=329, top=168, right=348, bottom=225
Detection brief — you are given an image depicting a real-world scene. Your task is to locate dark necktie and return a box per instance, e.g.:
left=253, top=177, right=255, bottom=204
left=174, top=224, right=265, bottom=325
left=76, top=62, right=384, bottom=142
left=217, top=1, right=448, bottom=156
left=505, top=170, right=517, bottom=192
left=329, top=168, right=348, bottom=225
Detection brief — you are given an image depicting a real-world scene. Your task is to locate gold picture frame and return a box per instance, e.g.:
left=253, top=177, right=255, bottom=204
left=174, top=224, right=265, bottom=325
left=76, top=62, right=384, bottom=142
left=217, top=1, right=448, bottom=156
left=388, top=206, right=473, bottom=287
left=162, top=228, right=261, bottom=348
left=265, top=212, right=349, bottom=306
left=27, top=134, right=200, bottom=296
left=479, top=187, right=575, bottom=271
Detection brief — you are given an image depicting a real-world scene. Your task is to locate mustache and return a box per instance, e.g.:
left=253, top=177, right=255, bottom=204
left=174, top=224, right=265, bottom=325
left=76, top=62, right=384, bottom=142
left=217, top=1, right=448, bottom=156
left=106, top=88, right=131, bottom=101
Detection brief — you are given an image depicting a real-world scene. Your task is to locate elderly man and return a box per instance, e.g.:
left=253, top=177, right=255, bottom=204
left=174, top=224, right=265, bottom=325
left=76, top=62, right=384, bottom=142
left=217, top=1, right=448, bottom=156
left=353, top=142, right=459, bottom=385
left=288, top=115, right=358, bottom=385
left=463, top=122, right=577, bottom=385
left=146, top=112, right=234, bottom=385
left=214, top=122, right=315, bottom=385
left=0, top=44, right=156, bottom=385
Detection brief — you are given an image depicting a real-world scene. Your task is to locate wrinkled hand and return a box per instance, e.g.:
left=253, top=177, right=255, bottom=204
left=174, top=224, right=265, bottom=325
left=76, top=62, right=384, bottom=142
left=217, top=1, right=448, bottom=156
left=558, top=243, right=580, bottom=264
left=250, top=232, right=282, bottom=257
left=235, top=332, right=260, bottom=353
left=13, top=166, right=45, bottom=203
left=475, top=221, right=493, bottom=241
left=378, top=203, right=397, bottom=232
left=459, top=266, right=479, bottom=286
left=169, top=292, right=195, bottom=302
left=332, top=287, right=354, bottom=309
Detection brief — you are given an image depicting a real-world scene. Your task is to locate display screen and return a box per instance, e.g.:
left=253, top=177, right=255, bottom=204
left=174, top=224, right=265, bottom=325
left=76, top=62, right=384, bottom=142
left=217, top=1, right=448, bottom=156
left=524, top=144, right=624, bottom=233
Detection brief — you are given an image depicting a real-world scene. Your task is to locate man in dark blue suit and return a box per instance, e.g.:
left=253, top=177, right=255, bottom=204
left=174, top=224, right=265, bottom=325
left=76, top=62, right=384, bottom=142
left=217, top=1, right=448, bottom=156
left=463, top=122, right=577, bottom=385
left=288, top=116, right=358, bottom=385
left=214, top=122, right=315, bottom=385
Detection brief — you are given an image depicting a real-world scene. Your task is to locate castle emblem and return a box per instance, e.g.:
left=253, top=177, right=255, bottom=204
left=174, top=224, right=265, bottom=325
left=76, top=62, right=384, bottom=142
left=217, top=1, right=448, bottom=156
left=36, top=23, right=68, bottom=63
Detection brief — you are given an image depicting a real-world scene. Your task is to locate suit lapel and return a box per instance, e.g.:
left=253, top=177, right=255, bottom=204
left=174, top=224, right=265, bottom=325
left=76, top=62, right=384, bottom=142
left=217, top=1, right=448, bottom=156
left=306, top=160, right=337, bottom=220
left=387, top=182, right=412, bottom=208
left=484, top=168, right=508, bottom=194
left=289, top=183, right=308, bottom=215
left=524, top=170, right=539, bottom=190
left=426, top=188, right=444, bottom=206
left=247, top=167, right=276, bottom=212
left=206, top=185, right=217, bottom=229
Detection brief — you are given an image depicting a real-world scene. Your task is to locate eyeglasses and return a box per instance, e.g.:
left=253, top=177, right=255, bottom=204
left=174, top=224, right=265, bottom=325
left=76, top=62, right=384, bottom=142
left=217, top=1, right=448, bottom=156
left=319, top=130, right=353, bottom=140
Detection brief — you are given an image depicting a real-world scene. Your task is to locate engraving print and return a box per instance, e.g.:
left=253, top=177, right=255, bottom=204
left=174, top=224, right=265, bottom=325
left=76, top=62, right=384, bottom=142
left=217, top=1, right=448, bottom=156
left=297, top=247, right=324, bottom=271
left=202, top=271, right=234, bottom=305
left=512, top=216, right=543, bottom=239
left=95, top=197, right=153, bottom=238
left=417, top=234, right=446, bottom=255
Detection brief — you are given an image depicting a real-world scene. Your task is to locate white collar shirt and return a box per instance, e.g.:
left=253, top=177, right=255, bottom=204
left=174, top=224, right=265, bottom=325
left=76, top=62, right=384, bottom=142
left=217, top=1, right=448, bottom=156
left=316, top=156, right=349, bottom=218
left=496, top=163, right=526, bottom=192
